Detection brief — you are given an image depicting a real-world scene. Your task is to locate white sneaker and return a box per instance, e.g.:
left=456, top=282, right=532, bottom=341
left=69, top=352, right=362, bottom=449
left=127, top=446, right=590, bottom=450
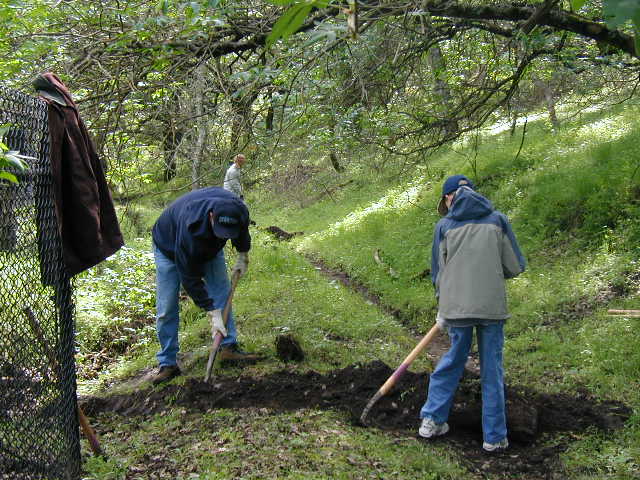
left=483, top=437, right=509, bottom=452
left=418, top=418, right=449, bottom=438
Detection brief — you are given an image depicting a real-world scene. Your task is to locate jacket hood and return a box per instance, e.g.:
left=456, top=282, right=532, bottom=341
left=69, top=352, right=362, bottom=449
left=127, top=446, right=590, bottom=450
left=447, top=187, right=494, bottom=221
left=34, top=73, right=77, bottom=108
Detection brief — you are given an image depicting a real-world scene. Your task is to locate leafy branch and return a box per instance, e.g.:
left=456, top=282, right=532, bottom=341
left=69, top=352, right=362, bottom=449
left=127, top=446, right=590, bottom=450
left=0, top=125, right=31, bottom=184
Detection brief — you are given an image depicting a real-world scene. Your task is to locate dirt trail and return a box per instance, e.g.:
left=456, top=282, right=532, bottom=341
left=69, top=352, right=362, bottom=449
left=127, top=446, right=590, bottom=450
left=308, top=257, right=480, bottom=372
left=81, top=361, right=630, bottom=479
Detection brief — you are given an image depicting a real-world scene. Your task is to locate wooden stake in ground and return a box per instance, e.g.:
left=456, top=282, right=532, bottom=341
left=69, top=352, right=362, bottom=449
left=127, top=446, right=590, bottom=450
left=23, top=307, right=104, bottom=457
left=607, top=309, right=640, bottom=317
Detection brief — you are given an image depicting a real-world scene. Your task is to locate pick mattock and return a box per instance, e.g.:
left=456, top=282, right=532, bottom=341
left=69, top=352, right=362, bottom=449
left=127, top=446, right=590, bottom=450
left=360, top=322, right=440, bottom=425
left=204, top=270, right=240, bottom=383
left=23, top=307, right=104, bottom=457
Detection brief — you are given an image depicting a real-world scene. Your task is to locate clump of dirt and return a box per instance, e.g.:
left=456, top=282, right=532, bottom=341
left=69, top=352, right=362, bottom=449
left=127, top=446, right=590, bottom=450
left=81, top=361, right=631, bottom=479
left=263, top=226, right=304, bottom=241
left=275, top=334, right=305, bottom=362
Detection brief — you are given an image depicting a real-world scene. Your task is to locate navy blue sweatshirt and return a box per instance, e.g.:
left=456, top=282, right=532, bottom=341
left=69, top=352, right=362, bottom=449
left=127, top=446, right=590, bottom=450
left=152, top=187, right=251, bottom=310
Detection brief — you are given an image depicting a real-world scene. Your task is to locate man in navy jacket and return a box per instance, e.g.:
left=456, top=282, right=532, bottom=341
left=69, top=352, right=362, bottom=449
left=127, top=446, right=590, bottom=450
left=151, top=187, right=258, bottom=384
left=419, top=175, right=526, bottom=452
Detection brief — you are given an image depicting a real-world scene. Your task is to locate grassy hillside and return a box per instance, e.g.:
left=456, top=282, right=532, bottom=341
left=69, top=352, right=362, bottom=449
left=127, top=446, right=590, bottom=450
left=249, top=101, right=640, bottom=476
left=78, top=102, right=640, bottom=479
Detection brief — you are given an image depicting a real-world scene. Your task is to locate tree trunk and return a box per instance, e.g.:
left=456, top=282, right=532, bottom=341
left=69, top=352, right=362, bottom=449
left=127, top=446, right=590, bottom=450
left=192, top=63, right=208, bottom=190
left=422, top=14, right=459, bottom=136
left=230, top=93, right=257, bottom=153
left=327, top=117, right=344, bottom=172
left=534, top=77, right=560, bottom=131
left=265, top=89, right=274, bottom=132
left=329, top=152, right=343, bottom=172
left=162, top=122, right=183, bottom=182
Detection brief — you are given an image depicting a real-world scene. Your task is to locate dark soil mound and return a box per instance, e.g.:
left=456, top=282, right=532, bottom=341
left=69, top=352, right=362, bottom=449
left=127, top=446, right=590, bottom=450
left=264, top=226, right=303, bottom=241
left=275, top=334, right=305, bottom=362
left=81, top=361, right=631, bottom=479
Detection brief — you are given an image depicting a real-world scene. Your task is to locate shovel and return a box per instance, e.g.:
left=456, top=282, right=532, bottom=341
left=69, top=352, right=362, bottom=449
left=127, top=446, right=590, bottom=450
left=360, top=323, right=440, bottom=425
left=204, top=270, right=240, bottom=383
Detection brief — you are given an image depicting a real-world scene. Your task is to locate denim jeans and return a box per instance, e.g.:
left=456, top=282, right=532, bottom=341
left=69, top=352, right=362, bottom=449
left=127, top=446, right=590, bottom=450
left=154, top=244, right=237, bottom=367
left=419, top=322, right=506, bottom=444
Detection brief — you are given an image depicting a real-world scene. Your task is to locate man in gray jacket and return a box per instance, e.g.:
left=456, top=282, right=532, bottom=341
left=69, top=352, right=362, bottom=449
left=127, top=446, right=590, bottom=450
left=223, top=154, right=246, bottom=199
left=419, top=175, right=526, bottom=452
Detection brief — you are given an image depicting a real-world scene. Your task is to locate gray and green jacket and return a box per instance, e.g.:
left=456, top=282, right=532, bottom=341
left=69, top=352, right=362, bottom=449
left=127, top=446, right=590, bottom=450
left=431, top=187, right=525, bottom=324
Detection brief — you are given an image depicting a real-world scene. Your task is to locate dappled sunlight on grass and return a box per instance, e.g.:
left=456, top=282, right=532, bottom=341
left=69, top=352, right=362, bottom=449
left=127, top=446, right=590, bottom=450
left=297, top=176, right=434, bottom=247
left=573, top=113, right=634, bottom=143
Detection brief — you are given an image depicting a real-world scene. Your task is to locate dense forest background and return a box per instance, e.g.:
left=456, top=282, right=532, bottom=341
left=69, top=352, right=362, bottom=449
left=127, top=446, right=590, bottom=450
left=1, top=0, right=638, bottom=197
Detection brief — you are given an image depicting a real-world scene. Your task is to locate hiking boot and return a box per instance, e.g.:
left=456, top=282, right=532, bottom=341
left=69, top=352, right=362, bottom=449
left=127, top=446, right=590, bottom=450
left=483, top=437, right=509, bottom=453
left=218, top=344, right=263, bottom=365
left=418, top=418, right=449, bottom=439
left=151, top=365, right=181, bottom=385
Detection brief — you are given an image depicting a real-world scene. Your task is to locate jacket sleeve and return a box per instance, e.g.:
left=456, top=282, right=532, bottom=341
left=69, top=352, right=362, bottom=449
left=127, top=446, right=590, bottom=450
left=430, top=222, right=444, bottom=296
left=174, top=213, right=215, bottom=311
left=499, top=214, right=526, bottom=279
left=231, top=226, right=251, bottom=253
left=224, top=166, right=243, bottom=197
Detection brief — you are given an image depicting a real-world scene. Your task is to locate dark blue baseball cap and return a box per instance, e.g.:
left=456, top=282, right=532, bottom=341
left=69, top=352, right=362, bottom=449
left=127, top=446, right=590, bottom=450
left=438, top=175, right=474, bottom=216
left=210, top=202, right=247, bottom=239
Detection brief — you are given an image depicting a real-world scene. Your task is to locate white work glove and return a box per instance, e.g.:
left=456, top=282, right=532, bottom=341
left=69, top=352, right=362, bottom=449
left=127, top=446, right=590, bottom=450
left=208, top=309, right=227, bottom=338
left=232, top=251, right=249, bottom=278
left=436, top=312, right=448, bottom=332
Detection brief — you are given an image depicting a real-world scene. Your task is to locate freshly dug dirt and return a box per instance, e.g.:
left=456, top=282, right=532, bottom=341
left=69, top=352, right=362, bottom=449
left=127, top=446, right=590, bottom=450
left=275, top=333, right=305, bottom=362
left=81, top=361, right=631, bottom=479
left=264, top=226, right=303, bottom=241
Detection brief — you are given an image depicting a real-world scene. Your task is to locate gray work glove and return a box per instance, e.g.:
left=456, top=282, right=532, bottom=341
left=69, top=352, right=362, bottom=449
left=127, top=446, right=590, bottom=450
left=232, top=251, right=249, bottom=278
left=436, top=312, right=448, bottom=332
left=208, top=309, right=227, bottom=338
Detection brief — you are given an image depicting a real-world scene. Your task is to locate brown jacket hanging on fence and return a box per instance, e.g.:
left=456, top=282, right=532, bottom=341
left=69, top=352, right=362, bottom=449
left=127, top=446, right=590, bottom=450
left=34, top=72, right=123, bottom=276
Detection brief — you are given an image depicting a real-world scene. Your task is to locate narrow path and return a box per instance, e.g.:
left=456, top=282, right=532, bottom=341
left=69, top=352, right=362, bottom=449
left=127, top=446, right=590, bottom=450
left=306, top=255, right=480, bottom=374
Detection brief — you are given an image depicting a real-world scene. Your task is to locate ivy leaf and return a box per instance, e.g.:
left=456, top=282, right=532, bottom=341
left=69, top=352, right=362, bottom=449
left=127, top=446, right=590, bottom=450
left=303, top=23, right=344, bottom=46
left=570, top=0, right=587, bottom=11
left=265, top=0, right=299, bottom=5
left=0, top=171, right=18, bottom=184
left=266, top=2, right=313, bottom=48
left=188, top=1, right=201, bottom=18
left=3, top=151, right=29, bottom=170
left=156, top=0, right=169, bottom=14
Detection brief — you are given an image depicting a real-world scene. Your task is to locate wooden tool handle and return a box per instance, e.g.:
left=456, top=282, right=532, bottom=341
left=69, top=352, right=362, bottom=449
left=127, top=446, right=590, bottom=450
left=24, top=307, right=104, bottom=457
left=204, top=271, right=241, bottom=383
left=378, top=324, right=440, bottom=396
left=360, top=323, right=440, bottom=424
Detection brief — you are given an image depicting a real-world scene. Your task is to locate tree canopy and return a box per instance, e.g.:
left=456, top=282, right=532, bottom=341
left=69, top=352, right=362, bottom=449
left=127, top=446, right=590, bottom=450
left=1, top=0, right=638, bottom=194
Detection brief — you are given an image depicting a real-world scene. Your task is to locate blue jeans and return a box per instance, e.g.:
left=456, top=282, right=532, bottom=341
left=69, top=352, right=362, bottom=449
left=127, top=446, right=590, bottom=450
left=154, top=245, right=237, bottom=367
left=420, top=323, right=506, bottom=444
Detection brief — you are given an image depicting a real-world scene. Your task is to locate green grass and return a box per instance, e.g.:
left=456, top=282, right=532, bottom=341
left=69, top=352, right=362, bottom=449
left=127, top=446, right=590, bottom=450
left=77, top=231, right=432, bottom=397
left=248, top=101, right=640, bottom=478
left=83, top=408, right=465, bottom=480
left=79, top=101, right=640, bottom=479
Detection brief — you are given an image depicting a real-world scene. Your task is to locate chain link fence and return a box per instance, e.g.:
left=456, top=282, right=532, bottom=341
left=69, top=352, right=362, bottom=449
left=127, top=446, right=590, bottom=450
left=0, top=86, right=80, bottom=479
